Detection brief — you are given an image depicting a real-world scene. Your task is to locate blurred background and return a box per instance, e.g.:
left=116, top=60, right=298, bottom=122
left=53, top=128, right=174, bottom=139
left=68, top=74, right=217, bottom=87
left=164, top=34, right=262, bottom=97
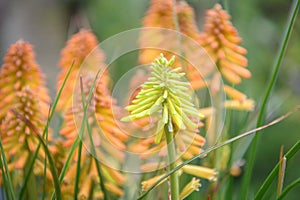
left=0, top=0, right=299, bottom=199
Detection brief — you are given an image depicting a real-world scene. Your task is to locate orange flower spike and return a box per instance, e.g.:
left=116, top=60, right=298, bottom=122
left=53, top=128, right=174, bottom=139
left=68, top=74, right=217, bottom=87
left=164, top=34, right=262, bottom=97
left=176, top=1, right=200, bottom=39
left=59, top=73, right=126, bottom=198
left=0, top=40, right=50, bottom=120
left=56, top=29, right=108, bottom=112
left=143, top=0, right=174, bottom=28
left=60, top=73, right=127, bottom=148
left=1, top=87, right=50, bottom=173
left=199, top=4, right=251, bottom=84
left=0, top=40, right=51, bottom=181
left=143, top=0, right=199, bottom=38
left=140, top=0, right=215, bottom=91
left=139, top=0, right=201, bottom=65
left=58, top=30, right=103, bottom=70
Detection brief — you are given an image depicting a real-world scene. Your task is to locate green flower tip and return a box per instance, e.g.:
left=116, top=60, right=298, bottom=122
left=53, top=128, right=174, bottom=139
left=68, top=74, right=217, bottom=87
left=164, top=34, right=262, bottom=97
left=121, top=54, right=201, bottom=143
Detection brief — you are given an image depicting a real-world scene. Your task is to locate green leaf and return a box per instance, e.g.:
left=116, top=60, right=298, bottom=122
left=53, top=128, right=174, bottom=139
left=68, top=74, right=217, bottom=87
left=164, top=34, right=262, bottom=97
left=19, top=61, right=75, bottom=200
left=240, top=0, right=300, bottom=198
left=0, top=137, right=16, bottom=200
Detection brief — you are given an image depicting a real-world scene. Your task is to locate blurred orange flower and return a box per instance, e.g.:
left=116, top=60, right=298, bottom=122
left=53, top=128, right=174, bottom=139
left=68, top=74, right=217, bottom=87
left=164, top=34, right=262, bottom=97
left=56, top=29, right=108, bottom=113
left=0, top=40, right=50, bottom=120
left=198, top=4, right=251, bottom=101
left=139, top=0, right=201, bottom=67
left=1, top=87, right=51, bottom=175
left=0, top=40, right=51, bottom=185
left=60, top=73, right=127, bottom=198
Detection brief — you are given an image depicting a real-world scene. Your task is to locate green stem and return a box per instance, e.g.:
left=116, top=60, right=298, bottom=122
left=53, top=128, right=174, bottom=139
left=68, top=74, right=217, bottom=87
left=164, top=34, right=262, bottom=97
left=50, top=137, right=80, bottom=200
left=78, top=74, right=108, bottom=200
left=74, top=141, right=82, bottom=200
left=73, top=75, right=85, bottom=200
left=209, top=82, right=224, bottom=198
left=52, top=69, right=102, bottom=200
left=80, top=74, right=109, bottom=200
left=88, top=180, right=95, bottom=200
left=222, top=0, right=230, bottom=12
left=240, top=1, right=299, bottom=199
left=164, top=124, right=179, bottom=200
left=86, top=120, right=109, bottom=200
left=42, top=125, right=49, bottom=200
left=24, top=155, right=38, bottom=200
left=59, top=137, right=79, bottom=184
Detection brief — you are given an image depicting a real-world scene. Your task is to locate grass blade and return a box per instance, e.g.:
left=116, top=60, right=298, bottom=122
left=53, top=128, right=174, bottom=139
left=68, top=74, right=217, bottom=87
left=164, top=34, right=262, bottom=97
left=19, top=61, right=74, bottom=200
left=73, top=141, right=82, bottom=200
left=82, top=69, right=110, bottom=199
left=0, top=155, right=10, bottom=200
left=52, top=69, right=107, bottom=199
left=277, top=146, right=286, bottom=196
left=88, top=180, right=95, bottom=200
left=80, top=74, right=109, bottom=200
left=73, top=75, right=85, bottom=200
left=254, top=140, right=300, bottom=199
left=51, top=73, right=94, bottom=199
left=12, top=109, right=62, bottom=200
left=50, top=137, right=80, bottom=200
left=276, top=177, right=300, bottom=200
left=240, top=0, right=300, bottom=198
left=0, top=137, right=16, bottom=200
left=42, top=108, right=51, bottom=200
left=58, top=137, right=80, bottom=184
left=42, top=139, right=48, bottom=200
left=86, top=119, right=109, bottom=200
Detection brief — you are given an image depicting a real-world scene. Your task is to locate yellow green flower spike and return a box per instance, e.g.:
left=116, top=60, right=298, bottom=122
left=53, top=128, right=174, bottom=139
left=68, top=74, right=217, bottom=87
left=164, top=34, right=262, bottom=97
left=121, top=54, right=202, bottom=144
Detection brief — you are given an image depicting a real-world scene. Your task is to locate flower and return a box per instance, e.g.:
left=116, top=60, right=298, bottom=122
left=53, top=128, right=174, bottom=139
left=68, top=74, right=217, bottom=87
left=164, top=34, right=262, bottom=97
left=0, top=87, right=51, bottom=182
left=198, top=4, right=251, bottom=101
left=56, top=29, right=108, bottom=112
left=122, top=54, right=202, bottom=143
left=139, top=0, right=202, bottom=69
left=142, top=0, right=199, bottom=38
left=182, top=164, right=217, bottom=181
left=60, top=73, right=127, bottom=198
left=122, top=55, right=216, bottom=197
left=199, top=99, right=255, bottom=118
left=141, top=174, right=167, bottom=191
left=0, top=40, right=51, bottom=186
left=141, top=169, right=183, bottom=191
left=0, top=40, right=50, bottom=121
left=123, top=54, right=208, bottom=174
left=224, top=99, right=254, bottom=111
left=179, top=177, right=201, bottom=199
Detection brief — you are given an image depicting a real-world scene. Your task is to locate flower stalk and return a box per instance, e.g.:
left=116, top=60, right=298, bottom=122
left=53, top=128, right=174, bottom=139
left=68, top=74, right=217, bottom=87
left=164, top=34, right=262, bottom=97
left=122, top=54, right=202, bottom=199
left=165, top=123, right=179, bottom=200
